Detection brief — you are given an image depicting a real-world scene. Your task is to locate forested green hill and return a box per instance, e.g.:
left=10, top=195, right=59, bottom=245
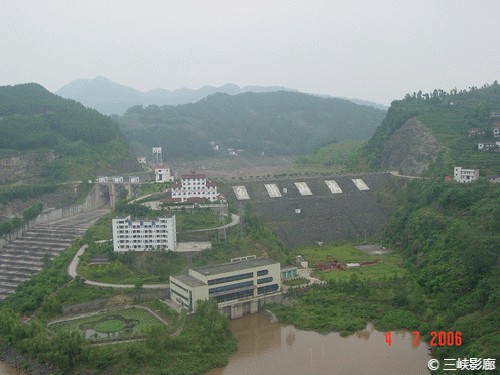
left=383, top=179, right=499, bottom=361
left=117, top=91, right=386, bottom=159
left=0, top=83, right=139, bottom=183
left=360, top=82, right=500, bottom=176
left=299, top=82, right=500, bottom=175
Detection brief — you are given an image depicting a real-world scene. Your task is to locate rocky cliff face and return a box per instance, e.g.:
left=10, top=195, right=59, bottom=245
left=0, top=151, right=55, bottom=184
left=380, top=118, right=442, bottom=175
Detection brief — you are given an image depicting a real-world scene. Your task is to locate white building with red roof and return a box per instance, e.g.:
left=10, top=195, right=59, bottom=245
left=171, top=173, right=219, bottom=202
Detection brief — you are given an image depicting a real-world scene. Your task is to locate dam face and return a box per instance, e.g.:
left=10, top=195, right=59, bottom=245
left=225, top=173, right=394, bottom=247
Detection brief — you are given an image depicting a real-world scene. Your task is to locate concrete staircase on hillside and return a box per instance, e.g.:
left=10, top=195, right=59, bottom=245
left=0, top=209, right=109, bottom=301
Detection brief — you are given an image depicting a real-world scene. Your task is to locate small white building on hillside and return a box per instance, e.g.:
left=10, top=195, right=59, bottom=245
left=155, top=167, right=174, bottom=183
left=454, top=167, right=479, bottom=183
left=112, top=215, right=176, bottom=252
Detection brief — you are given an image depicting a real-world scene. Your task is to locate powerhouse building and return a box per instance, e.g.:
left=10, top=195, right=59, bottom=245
left=112, top=215, right=176, bottom=252
left=171, top=173, right=219, bottom=202
left=170, top=257, right=281, bottom=314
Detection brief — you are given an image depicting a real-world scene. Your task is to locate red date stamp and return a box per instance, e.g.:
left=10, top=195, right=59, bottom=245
left=385, top=331, right=462, bottom=347
left=429, top=331, right=462, bottom=347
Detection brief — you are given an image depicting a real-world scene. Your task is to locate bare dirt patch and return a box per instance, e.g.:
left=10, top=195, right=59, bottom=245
left=354, top=244, right=392, bottom=255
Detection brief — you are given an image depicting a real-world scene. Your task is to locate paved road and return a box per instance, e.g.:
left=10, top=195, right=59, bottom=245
left=388, top=171, right=428, bottom=179
left=68, top=245, right=170, bottom=289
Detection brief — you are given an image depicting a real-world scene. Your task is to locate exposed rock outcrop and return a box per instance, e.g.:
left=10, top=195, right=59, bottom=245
left=380, top=118, right=442, bottom=175
left=0, top=151, right=55, bottom=185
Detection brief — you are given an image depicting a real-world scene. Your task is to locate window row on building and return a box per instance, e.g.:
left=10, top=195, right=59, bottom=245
left=170, top=173, right=220, bottom=202
left=169, top=258, right=282, bottom=312
left=112, top=215, right=177, bottom=252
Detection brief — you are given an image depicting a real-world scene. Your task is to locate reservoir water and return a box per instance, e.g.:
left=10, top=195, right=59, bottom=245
left=207, top=313, right=430, bottom=375
left=0, top=362, right=21, bottom=374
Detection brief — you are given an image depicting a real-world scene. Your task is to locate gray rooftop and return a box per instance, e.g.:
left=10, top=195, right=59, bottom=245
left=192, top=258, right=278, bottom=277
left=172, top=274, right=206, bottom=287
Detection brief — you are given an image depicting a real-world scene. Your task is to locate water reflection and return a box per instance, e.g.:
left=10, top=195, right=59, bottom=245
left=207, top=313, right=430, bottom=375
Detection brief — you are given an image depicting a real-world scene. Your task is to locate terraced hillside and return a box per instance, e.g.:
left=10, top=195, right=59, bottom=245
left=224, top=173, right=395, bottom=247
left=0, top=209, right=108, bottom=301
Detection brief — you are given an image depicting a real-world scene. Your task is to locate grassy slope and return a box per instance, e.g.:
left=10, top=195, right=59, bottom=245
left=293, top=244, right=408, bottom=282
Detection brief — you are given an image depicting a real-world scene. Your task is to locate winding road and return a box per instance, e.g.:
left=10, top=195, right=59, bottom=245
left=68, top=245, right=170, bottom=289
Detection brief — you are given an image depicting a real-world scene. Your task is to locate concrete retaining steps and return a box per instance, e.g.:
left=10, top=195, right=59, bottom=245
left=0, top=208, right=109, bottom=302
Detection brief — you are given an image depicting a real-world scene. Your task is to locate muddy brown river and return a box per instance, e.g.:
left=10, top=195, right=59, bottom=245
left=206, top=313, right=430, bottom=375
left=0, top=362, right=21, bottom=374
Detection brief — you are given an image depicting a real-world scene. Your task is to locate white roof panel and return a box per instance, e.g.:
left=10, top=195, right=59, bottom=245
left=294, top=182, right=312, bottom=196
left=233, top=186, right=251, bottom=200
left=265, top=184, right=282, bottom=198
left=352, top=178, right=370, bottom=191
left=325, top=180, right=343, bottom=194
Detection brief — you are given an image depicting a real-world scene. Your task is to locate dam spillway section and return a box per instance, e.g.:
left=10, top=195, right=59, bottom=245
left=0, top=209, right=109, bottom=302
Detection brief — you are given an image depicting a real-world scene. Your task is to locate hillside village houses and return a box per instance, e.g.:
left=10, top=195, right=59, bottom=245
left=112, top=215, right=177, bottom=252
left=170, top=173, right=219, bottom=202
left=468, top=128, right=485, bottom=137
left=477, top=142, right=500, bottom=152
left=453, top=167, right=479, bottom=183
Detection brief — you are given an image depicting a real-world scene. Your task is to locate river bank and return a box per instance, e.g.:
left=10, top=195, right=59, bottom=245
left=0, top=344, right=53, bottom=375
left=206, top=312, right=430, bottom=375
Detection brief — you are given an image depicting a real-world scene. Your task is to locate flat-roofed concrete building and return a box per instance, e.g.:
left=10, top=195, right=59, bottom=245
left=112, top=215, right=176, bottom=252
left=155, top=167, right=174, bottom=183
left=454, top=167, right=479, bottom=183
left=170, top=256, right=281, bottom=317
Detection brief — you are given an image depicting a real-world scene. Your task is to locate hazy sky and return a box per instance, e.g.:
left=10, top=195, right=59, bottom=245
left=1, top=0, right=499, bottom=105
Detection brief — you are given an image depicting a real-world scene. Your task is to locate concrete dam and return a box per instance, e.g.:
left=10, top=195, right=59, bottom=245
left=224, top=173, right=395, bottom=247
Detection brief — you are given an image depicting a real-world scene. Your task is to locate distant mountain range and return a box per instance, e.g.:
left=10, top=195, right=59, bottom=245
left=56, top=76, right=295, bottom=115
left=56, top=76, right=387, bottom=115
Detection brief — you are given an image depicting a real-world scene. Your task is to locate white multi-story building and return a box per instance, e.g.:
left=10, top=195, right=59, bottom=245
left=171, top=173, right=219, bottom=202
left=454, top=167, right=479, bottom=183
left=155, top=167, right=174, bottom=183
left=112, top=215, right=176, bottom=252
left=170, top=256, right=281, bottom=314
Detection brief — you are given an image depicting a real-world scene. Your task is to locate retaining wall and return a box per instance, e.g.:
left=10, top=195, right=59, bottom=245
left=0, top=185, right=108, bottom=248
